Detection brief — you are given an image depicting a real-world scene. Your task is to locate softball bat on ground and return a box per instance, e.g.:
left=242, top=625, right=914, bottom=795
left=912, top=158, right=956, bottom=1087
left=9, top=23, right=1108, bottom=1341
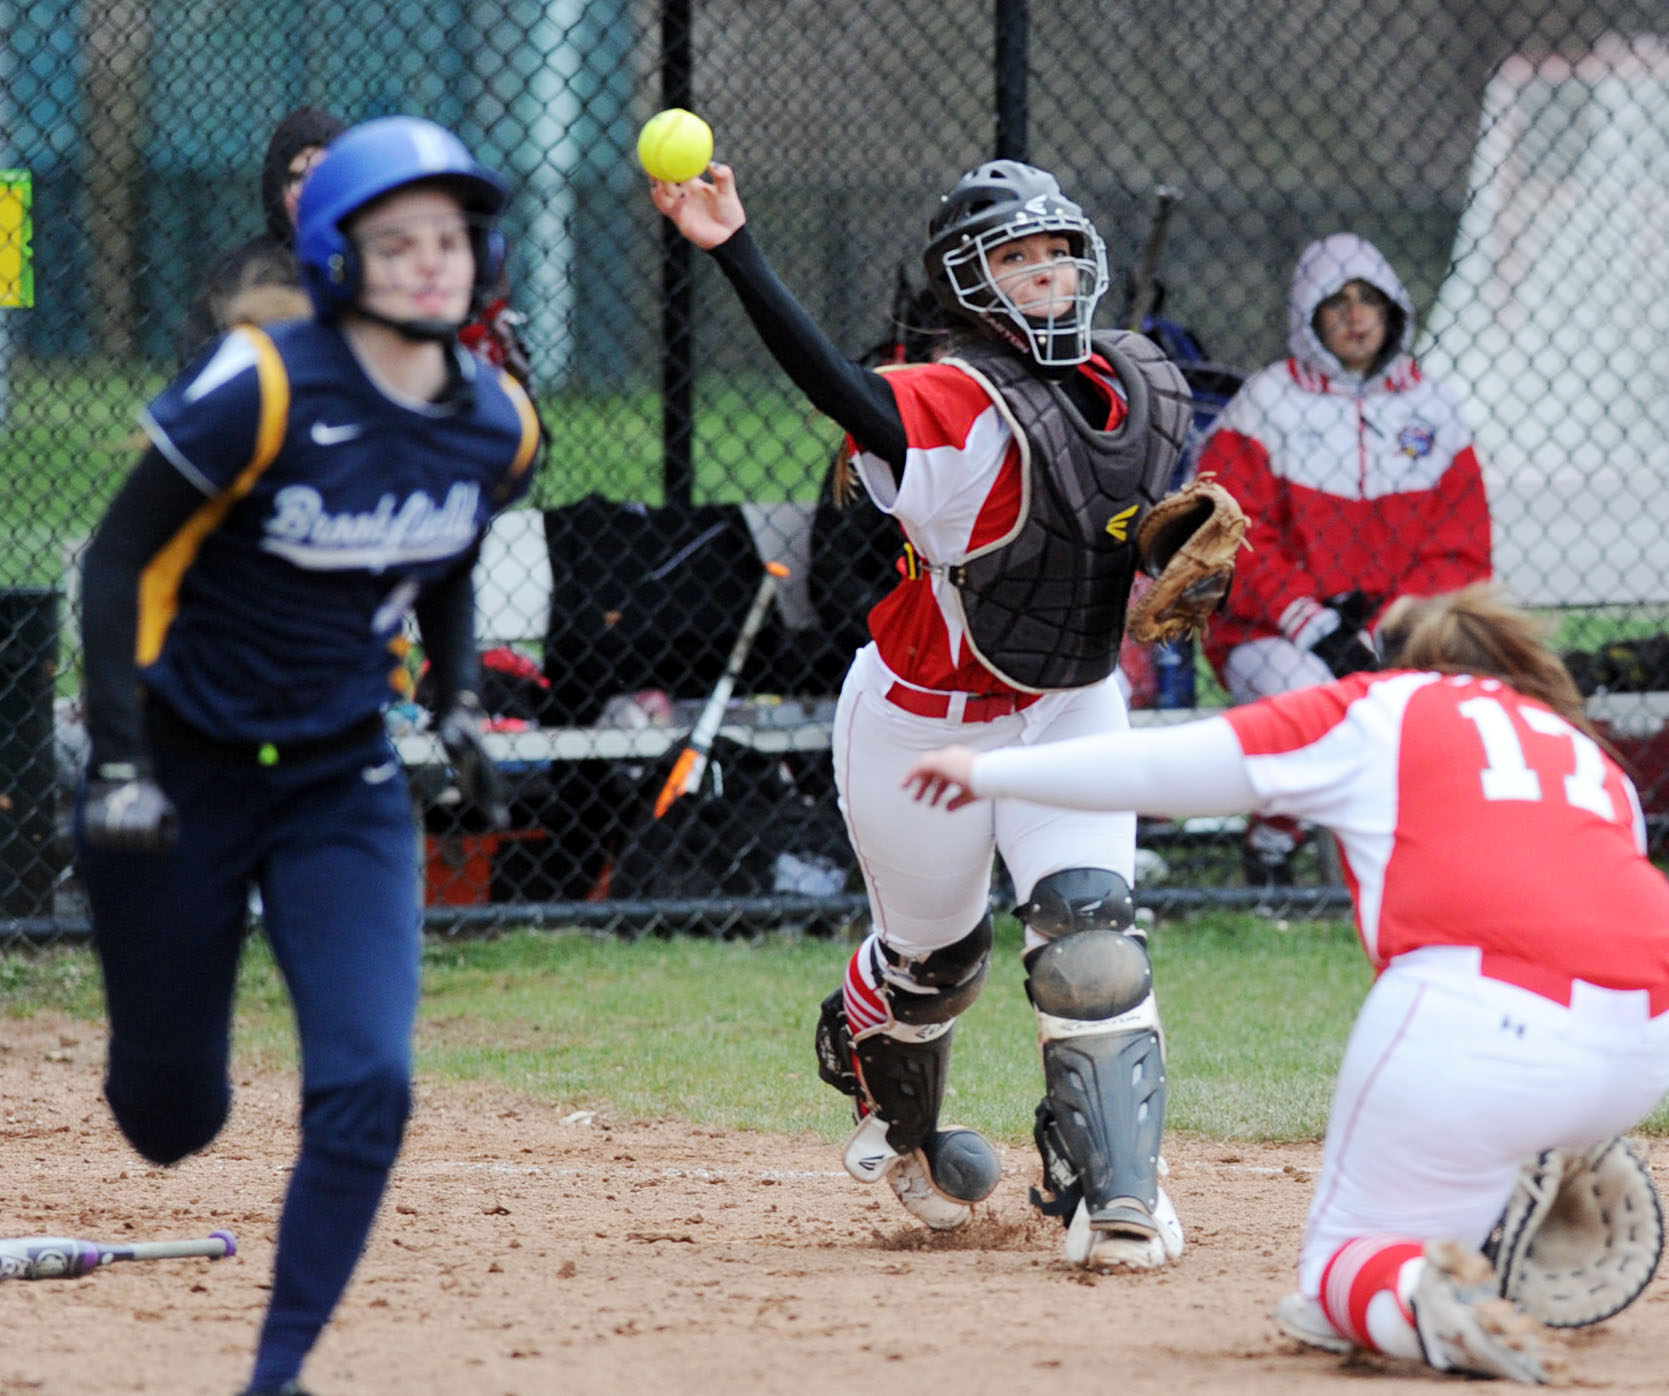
left=0, top=1230, right=237, bottom=1280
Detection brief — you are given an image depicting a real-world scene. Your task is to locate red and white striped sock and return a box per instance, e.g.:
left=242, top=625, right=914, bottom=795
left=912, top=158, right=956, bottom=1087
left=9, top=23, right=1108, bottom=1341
left=1318, top=1235, right=1428, bottom=1359
left=842, top=934, right=890, bottom=1036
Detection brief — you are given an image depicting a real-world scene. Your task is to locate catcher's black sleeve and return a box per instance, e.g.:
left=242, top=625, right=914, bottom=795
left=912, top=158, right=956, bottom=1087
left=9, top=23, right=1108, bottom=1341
left=414, top=548, right=482, bottom=716
left=80, top=449, right=210, bottom=769
left=710, top=225, right=908, bottom=472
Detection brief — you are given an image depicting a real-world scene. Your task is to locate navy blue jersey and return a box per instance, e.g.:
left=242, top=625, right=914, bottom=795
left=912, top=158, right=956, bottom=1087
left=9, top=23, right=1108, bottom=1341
left=136, top=320, right=539, bottom=743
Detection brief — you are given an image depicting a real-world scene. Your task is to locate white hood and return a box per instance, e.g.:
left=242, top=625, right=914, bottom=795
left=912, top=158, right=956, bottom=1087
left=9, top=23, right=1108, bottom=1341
left=1287, top=232, right=1415, bottom=381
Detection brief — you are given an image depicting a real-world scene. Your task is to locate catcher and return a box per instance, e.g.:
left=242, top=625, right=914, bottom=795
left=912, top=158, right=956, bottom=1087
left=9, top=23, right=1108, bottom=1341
left=905, top=581, right=1669, bottom=1385
left=653, top=155, right=1246, bottom=1270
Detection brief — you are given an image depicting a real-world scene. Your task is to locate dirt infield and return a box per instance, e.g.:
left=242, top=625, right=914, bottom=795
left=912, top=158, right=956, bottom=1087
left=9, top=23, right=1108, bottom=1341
left=4, top=1010, right=1667, bottom=1396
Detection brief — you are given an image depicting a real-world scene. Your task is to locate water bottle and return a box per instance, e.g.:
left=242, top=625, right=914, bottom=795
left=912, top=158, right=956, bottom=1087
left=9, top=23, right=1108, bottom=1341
left=1153, top=636, right=1196, bottom=709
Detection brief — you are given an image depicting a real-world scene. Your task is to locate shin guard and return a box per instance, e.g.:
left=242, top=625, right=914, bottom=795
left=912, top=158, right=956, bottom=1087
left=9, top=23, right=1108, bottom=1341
left=815, top=927, right=1001, bottom=1220
left=1026, top=930, right=1169, bottom=1239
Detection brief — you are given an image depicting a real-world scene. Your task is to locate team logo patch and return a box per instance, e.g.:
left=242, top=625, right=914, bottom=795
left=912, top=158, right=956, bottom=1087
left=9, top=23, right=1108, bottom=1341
left=1104, top=504, right=1139, bottom=542
left=1397, top=422, right=1436, bottom=458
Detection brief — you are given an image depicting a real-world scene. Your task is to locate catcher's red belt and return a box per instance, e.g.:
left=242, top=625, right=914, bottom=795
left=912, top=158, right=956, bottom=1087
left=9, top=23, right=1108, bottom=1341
left=884, top=683, right=1042, bottom=723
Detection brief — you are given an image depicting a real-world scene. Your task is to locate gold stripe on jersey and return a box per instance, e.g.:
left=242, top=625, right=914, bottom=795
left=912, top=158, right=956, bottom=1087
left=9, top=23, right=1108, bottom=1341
left=136, top=327, right=291, bottom=665
left=494, top=371, right=542, bottom=503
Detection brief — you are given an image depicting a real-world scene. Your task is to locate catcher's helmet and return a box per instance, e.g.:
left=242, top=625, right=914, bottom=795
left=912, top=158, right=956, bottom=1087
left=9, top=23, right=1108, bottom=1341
left=296, top=115, right=508, bottom=326
left=922, top=160, right=1108, bottom=368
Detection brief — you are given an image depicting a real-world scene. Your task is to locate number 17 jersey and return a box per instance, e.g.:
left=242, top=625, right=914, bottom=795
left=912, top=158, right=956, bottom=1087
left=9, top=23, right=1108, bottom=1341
left=1225, top=669, right=1669, bottom=1008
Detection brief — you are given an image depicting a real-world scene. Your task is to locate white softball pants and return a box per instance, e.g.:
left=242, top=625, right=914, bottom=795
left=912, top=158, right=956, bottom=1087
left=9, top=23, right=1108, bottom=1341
left=831, top=643, right=1136, bottom=958
left=1297, top=944, right=1669, bottom=1294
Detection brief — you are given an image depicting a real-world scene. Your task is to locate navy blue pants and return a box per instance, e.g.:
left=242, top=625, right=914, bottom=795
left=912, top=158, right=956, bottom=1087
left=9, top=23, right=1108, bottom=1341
left=76, top=725, right=420, bottom=1388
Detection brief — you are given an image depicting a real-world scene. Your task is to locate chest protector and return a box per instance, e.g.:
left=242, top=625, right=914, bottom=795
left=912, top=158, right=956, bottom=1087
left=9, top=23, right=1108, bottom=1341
left=940, top=331, right=1191, bottom=691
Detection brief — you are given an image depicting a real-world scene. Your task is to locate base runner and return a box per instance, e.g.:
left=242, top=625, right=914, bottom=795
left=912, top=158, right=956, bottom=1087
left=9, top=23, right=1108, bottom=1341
left=74, top=117, right=540, bottom=1396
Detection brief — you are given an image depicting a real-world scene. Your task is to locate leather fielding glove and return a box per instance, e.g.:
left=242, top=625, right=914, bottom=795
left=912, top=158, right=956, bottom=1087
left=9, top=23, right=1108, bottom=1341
left=81, top=762, right=180, bottom=853
left=435, top=692, right=511, bottom=830
left=1127, top=477, right=1251, bottom=645
left=1485, top=1136, right=1663, bottom=1328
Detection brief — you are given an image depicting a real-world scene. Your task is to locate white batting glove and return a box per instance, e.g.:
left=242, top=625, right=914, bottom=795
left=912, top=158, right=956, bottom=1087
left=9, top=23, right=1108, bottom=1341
left=81, top=763, right=179, bottom=853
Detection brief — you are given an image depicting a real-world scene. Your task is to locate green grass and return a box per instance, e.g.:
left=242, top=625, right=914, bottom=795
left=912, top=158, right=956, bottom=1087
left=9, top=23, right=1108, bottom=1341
left=7, top=353, right=1666, bottom=655
left=0, top=355, right=842, bottom=587
left=533, top=378, right=840, bottom=509
left=1157, top=912, right=1371, bottom=1136
left=6, top=914, right=1665, bottom=1143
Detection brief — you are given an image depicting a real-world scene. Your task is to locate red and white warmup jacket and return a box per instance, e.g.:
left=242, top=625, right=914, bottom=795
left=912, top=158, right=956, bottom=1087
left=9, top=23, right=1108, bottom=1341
left=1195, top=234, right=1492, bottom=673
left=970, top=669, right=1669, bottom=1009
left=851, top=352, right=1128, bottom=697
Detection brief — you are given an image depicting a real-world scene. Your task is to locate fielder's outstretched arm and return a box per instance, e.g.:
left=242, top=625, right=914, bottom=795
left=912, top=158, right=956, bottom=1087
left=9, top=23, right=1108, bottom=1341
left=906, top=718, right=1257, bottom=818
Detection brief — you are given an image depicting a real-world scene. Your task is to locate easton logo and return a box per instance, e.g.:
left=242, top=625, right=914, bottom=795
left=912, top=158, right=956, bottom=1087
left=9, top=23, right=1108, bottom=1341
left=1104, top=504, right=1139, bottom=541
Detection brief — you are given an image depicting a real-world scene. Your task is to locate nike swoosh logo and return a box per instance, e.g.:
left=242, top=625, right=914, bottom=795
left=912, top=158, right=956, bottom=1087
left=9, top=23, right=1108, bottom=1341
left=311, top=421, right=364, bottom=445
left=361, top=759, right=400, bottom=784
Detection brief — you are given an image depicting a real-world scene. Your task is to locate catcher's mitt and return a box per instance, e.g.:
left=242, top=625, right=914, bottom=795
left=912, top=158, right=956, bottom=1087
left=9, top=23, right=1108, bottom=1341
left=1484, top=1136, right=1664, bottom=1328
left=1127, top=476, right=1249, bottom=645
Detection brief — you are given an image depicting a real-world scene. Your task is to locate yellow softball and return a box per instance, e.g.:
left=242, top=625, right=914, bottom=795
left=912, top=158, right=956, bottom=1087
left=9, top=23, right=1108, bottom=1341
left=636, top=108, right=715, bottom=184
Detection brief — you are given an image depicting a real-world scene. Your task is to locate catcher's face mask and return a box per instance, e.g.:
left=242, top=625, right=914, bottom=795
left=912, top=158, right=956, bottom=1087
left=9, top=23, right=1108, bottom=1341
left=923, top=160, right=1108, bottom=369
left=939, top=212, right=1107, bottom=367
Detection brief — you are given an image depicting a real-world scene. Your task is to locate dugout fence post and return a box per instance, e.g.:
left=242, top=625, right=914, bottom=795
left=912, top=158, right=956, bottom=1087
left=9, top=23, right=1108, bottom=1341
left=994, top=0, right=1028, bottom=161
left=658, top=0, right=696, bottom=510
left=0, top=587, right=61, bottom=919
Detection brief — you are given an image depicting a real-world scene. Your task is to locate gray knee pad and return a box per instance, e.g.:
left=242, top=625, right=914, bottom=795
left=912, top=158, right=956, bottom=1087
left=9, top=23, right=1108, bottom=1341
left=874, top=911, right=994, bottom=1025
left=1024, top=927, right=1168, bottom=1230
left=1016, top=867, right=1136, bottom=942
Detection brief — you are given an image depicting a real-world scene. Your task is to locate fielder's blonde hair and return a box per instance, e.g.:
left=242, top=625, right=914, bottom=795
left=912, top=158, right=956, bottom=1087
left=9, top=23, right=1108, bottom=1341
left=1379, top=582, right=1596, bottom=740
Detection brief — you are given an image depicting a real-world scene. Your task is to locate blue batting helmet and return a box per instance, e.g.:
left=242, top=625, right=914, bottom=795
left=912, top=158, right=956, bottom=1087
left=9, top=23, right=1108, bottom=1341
left=296, top=115, right=509, bottom=320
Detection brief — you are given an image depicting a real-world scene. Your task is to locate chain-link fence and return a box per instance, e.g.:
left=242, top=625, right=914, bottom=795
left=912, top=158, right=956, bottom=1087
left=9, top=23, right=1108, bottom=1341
left=4, top=1, right=1669, bottom=942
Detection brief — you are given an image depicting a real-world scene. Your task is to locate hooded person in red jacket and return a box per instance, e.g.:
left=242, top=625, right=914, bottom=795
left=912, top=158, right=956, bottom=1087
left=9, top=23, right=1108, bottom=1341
left=1195, top=232, right=1493, bottom=883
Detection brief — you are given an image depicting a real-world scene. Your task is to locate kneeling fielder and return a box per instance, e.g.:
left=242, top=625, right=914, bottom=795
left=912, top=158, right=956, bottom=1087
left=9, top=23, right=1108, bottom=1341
left=904, top=584, right=1669, bottom=1384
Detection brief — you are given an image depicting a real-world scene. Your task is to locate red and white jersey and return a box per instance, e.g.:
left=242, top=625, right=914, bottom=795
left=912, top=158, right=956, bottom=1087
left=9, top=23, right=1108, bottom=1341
left=851, top=354, right=1127, bottom=693
left=1226, top=670, right=1669, bottom=1006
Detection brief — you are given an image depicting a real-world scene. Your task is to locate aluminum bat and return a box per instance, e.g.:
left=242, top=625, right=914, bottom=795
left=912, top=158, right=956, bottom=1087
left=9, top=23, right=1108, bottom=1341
left=0, top=1229, right=237, bottom=1280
